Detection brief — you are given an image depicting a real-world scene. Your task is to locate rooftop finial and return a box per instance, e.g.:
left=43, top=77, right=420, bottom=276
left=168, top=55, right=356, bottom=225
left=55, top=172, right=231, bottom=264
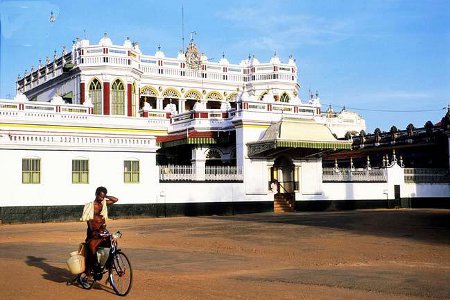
left=189, top=31, right=197, bottom=42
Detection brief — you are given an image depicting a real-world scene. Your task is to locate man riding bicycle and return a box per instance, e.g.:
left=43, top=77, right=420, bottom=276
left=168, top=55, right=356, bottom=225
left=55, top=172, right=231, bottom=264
left=80, top=186, right=118, bottom=277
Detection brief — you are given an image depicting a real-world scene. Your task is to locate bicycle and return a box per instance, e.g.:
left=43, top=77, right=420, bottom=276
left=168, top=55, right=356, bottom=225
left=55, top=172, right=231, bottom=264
left=76, top=230, right=133, bottom=296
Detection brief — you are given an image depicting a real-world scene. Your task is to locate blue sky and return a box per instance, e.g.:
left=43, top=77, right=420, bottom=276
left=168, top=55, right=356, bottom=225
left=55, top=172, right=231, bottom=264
left=1, top=0, right=449, bottom=132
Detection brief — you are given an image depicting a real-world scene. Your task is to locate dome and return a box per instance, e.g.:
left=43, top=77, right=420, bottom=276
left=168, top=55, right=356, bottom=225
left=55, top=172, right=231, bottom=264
left=177, top=50, right=185, bottom=60
left=14, top=92, right=28, bottom=102
left=251, top=57, right=260, bottom=65
left=99, top=33, right=112, bottom=46
left=219, top=57, right=229, bottom=65
left=123, top=37, right=132, bottom=48
left=288, top=55, right=296, bottom=66
left=270, top=52, right=281, bottom=64
left=200, top=53, right=208, bottom=62
left=155, top=47, right=165, bottom=58
left=132, top=42, right=141, bottom=53
left=80, top=39, right=90, bottom=47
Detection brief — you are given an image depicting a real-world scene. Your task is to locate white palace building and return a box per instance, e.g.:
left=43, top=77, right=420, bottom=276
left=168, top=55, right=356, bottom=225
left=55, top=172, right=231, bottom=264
left=1, top=34, right=448, bottom=223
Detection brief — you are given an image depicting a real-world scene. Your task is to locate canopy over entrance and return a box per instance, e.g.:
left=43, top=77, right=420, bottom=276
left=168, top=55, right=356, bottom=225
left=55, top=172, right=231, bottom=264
left=247, top=118, right=352, bottom=158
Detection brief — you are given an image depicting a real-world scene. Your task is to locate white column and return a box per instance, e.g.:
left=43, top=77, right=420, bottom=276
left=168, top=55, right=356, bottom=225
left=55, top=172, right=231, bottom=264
left=191, top=146, right=206, bottom=181
left=157, top=97, right=164, bottom=110
left=179, top=98, right=186, bottom=114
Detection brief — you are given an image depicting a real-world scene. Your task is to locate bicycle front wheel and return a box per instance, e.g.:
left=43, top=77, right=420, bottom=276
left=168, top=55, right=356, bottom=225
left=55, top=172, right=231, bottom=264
left=109, top=251, right=132, bottom=296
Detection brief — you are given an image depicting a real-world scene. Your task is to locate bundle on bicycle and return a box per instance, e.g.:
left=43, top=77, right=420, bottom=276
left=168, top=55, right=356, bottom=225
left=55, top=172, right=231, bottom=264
left=67, top=229, right=133, bottom=296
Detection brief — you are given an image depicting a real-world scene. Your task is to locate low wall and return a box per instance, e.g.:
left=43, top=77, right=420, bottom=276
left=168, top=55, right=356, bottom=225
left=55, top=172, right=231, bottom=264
left=0, top=201, right=274, bottom=224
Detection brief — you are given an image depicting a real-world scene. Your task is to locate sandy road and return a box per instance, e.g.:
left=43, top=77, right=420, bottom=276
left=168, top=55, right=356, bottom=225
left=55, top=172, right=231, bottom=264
left=0, top=209, right=449, bottom=300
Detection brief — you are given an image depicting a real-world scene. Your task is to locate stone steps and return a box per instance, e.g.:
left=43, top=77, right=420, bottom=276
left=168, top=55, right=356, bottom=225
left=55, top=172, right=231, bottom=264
left=274, top=193, right=295, bottom=213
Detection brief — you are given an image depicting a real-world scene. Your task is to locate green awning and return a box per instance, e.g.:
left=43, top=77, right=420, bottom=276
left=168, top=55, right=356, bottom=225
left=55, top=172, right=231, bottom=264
left=247, top=118, right=352, bottom=157
left=159, top=137, right=217, bottom=148
left=276, top=140, right=350, bottom=149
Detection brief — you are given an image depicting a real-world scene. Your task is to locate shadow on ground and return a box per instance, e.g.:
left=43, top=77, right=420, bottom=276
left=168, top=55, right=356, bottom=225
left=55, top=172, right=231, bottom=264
left=26, top=256, right=74, bottom=283
left=207, top=209, right=450, bottom=245
left=25, top=255, right=116, bottom=294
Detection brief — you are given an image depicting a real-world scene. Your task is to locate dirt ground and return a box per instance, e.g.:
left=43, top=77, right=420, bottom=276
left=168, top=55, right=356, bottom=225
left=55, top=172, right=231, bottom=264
left=0, top=209, right=449, bottom=300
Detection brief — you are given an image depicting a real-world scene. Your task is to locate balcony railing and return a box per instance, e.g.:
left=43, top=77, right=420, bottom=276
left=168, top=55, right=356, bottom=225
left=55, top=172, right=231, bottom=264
left=404, top=168, right=450, bottom=183
left=159, top=165, right=243, bottom=182
left=323, top=168, right=387, bottom=182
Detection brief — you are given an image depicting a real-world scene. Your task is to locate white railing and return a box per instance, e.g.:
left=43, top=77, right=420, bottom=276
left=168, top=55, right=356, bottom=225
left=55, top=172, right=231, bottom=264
left=242, top=100, right=316, bottom=117
left=404, top=168, right=450, bottom=183
left=159, top=165, right=243, bottom=182
left=205, top=166, right=243, bottom=181
left=323, top=168, right=387, bottom=182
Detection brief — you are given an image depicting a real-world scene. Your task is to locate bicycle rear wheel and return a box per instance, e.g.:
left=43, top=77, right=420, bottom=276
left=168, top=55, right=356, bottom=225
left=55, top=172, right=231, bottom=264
left=109, top=251, right=132, bottom=296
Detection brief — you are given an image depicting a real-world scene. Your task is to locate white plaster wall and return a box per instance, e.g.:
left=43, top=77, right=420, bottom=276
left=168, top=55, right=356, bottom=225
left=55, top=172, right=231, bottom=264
left=320, top=182, right=388, bottom=201
left=0, top=149, right=158, bottom=207
left=320, top=181, right=449, bottom=201
left=402, top=183, right=450, bottom=198
left=299, top=159, right=322, bottom=195
left=159, top=182, right=245, bottom=203
left=244, top=159, right=269, bottom=195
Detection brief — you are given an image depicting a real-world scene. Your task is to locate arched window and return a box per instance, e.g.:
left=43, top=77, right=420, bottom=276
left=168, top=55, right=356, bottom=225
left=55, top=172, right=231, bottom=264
left=206, top=149, right=222, bottom=159
left=88, top=79, right=102, bottom=115
left=111, top=79, right=125, bottom=115
left=280, top=92, right=290, bottom=103
left=132, top=82, right=137, bottom=117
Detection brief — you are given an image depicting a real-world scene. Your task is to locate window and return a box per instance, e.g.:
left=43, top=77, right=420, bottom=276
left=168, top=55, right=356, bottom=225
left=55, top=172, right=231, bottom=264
left=72, top=159, right=89, bottom=184
left=124, top=160, right=139, bottom=183
left=111, top=79, right=125, bottom=115
left=22, top=158, right=41, bottom=184
left=89, top=79, right=102, bottom=114
left=280, top=92, right=290, bottom=103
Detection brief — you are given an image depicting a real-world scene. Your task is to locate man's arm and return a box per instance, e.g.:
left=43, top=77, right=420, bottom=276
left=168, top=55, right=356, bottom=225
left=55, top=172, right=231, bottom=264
left=105, top=195, right=118, bottom=205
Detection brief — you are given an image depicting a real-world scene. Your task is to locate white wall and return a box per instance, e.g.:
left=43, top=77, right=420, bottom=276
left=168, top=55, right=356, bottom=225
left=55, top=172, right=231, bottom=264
left=159, top=182, right=245, bottom=203
left=0, top=149, right=158, bottom=207
left=402, top=183, right=450, bottom=198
